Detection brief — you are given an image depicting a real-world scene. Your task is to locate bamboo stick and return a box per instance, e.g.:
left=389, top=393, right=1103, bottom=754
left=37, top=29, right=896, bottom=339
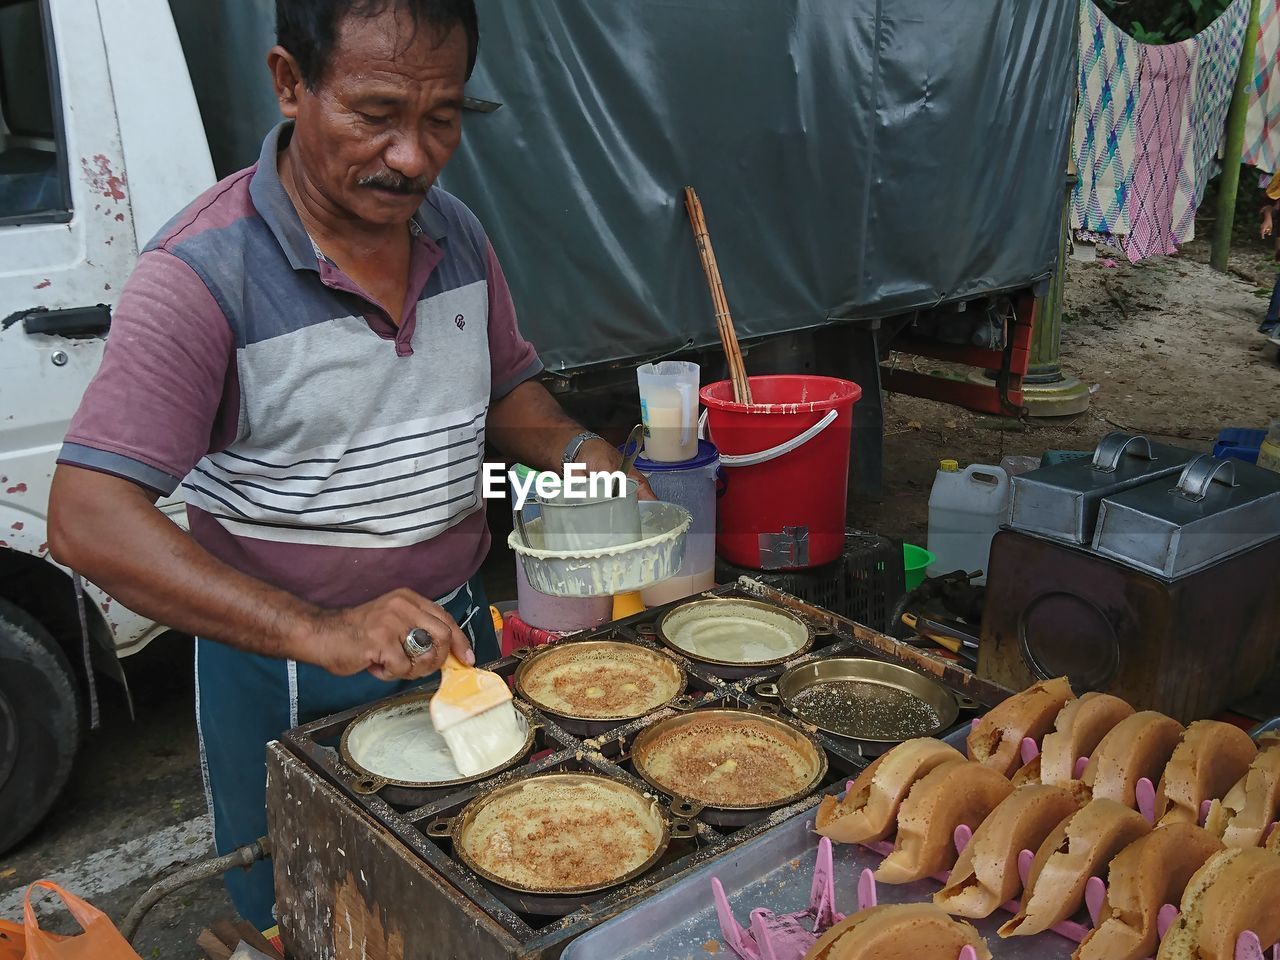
left=1211, top=0, right=1263, bottom=272
left=683, top=186, right=752, bottom=405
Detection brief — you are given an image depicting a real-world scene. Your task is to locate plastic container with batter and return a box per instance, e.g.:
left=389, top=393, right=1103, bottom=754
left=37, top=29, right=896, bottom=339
left=632, top=440, right=719, bottom=606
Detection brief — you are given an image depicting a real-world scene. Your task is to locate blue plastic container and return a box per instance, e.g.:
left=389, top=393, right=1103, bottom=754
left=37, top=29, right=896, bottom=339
left=1212, top=427, right=1266, bottom=465
left=631, top=440, right=719, bottom=605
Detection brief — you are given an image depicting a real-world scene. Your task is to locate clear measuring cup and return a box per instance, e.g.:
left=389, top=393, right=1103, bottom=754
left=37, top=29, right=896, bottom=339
left=637, top=360, right=700, bottom=463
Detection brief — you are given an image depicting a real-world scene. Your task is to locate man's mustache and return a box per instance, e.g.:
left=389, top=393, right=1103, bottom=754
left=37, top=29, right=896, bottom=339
left=357, top=171, right=431, bottom=194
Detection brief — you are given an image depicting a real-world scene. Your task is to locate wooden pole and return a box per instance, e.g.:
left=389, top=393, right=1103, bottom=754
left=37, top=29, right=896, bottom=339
left=1211, top=0, right=1263, bottom=272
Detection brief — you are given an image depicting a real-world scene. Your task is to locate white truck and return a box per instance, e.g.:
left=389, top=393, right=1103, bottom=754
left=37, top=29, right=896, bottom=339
left=0, top=0, right=214, bottom=852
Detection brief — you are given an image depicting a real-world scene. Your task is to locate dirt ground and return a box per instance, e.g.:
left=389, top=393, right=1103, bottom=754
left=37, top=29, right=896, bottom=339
left=855, top=231, right=1280, bottom=544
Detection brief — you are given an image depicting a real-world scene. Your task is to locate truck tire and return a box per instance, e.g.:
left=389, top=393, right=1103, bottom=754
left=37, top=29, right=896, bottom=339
left=0, top=597, right=81, bottom=854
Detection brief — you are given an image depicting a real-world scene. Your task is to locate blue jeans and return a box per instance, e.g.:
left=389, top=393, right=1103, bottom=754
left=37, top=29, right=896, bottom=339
left=1264, top=274, right=1280, bottom=332
left=194, top=574, right=499, bottom=930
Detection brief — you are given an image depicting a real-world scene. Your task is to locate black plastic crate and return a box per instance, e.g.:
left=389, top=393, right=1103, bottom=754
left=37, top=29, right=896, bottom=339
left=714, top=529, right=903, bottom=632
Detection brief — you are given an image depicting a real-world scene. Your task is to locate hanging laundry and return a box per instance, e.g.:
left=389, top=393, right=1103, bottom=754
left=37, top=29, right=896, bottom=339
left=1071, top=0, right=1140, bottom=236
left=1172, top=0, right=1250, bottom=244
left=1122, top=43, right=1192, bottom=261
left=1243, top=0, right=1280, bottom=173
left=1071, top=0, right=1250, bottom=262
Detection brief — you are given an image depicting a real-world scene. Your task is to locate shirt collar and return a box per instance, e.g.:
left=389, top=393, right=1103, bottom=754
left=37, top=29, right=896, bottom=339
left=249, top=120, right=450, bottom=272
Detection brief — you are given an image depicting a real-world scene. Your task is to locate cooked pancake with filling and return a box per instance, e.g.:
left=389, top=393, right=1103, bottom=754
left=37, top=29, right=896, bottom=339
left=636, top=713, right=821, bottom=807
left=519, top=642, right=682, bottom=718
left=462, top=776, right=663, bottom=890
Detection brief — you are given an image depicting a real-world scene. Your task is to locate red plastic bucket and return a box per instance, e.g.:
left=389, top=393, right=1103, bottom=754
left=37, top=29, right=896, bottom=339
left=701, top=375, right=861, bottom=570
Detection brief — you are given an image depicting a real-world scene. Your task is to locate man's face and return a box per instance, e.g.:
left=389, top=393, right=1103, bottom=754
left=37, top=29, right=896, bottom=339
left=284, top=9, right=468, bottom=226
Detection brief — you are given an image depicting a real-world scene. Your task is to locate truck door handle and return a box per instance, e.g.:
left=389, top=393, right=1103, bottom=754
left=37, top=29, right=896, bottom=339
left=18, top=304, right=112, bottom=337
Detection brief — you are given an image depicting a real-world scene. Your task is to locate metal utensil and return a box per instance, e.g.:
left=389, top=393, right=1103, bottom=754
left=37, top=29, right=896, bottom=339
left=513, top=507, right=532, bottom=548
left=617, top=423, right=644, bottom=496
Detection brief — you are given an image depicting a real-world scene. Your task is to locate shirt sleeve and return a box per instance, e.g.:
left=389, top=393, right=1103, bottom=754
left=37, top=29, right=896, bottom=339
left=485, top=241, right=543, bottom=400
left=58, top=248, right=239, bottom=496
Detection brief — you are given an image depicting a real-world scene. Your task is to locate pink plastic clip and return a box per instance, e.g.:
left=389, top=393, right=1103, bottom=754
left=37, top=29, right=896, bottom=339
left=1074, top=756, right=1090, bottom=780
left=953, top=824, right=973, bottom=856
left=1019, top=737, right=1040, bottom=766
left=857, top=868, right=877, bottom=911
left=1156, top=903, right=1179, bottom=941
left=1233, top=931, right=1274, bottom=960
left=1084, top=876, right=1106, bottom=927
left=1263, top=821, right=1279, bottom=845
left=1017, top=849, right=1034, bottom=887
left=1136, top=777, right=1158, bottom=823
left=1199, top=799, right=1213, bottom=828
left=712, top=836, right=844, bottom=960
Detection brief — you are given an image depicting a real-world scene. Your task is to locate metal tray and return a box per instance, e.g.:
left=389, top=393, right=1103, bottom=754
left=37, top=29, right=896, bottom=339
left=1252, top=716, right=1280, bottom=740
left=560, top=802, right=1074, bottom=960
left=562, top=728, right=1074, bottom=960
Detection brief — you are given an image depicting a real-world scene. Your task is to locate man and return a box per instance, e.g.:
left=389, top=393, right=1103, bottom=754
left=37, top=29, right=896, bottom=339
left=48, top=0, right=636, bottom=929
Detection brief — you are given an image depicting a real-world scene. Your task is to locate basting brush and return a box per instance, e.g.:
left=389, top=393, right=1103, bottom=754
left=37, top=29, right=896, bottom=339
left=429, top=652, right=525, bottom=777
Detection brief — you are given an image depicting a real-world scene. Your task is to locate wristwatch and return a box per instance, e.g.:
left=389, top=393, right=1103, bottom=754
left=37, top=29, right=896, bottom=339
left=562, top=430, right=603, bottom=465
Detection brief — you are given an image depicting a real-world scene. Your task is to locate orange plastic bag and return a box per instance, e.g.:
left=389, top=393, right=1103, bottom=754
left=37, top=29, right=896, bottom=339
left=21, top=881, right=139, bottom=960
left=0, top=917, right=25, bottom=960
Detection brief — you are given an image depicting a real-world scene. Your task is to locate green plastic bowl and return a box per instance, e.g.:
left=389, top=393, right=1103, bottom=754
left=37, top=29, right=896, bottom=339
left=903, top=543, right=935, bottom=591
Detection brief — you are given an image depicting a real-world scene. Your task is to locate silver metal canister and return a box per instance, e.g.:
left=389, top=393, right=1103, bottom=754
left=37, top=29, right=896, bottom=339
left=1008, top=433, right=1196, bottom=545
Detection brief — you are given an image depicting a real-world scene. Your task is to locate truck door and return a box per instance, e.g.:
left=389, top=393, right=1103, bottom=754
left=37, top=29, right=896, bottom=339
left=0, top=0, right=138, bottom=531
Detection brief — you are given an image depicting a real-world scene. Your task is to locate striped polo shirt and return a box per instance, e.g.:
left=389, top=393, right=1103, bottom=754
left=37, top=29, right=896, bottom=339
left=59, top=122, right=542, bottom=607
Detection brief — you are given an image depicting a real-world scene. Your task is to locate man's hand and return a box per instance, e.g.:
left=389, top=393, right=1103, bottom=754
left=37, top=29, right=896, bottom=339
left=311, top=588, right=476, bottom=681
left=581, top=437, right=657, bottom=500
left=1263, top=217, right=1273, bottom=240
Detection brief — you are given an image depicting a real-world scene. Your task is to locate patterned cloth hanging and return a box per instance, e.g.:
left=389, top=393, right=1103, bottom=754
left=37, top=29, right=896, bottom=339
left=1173, top=0, right=1250, bottom=243
left=1071, top=0, right=1250, bottom=262
left=1071, top=1, right=1140, bottom=236
left=1123, top=43, right=1193, bottom=261
left=1243, top=0, right=1280, bottom=173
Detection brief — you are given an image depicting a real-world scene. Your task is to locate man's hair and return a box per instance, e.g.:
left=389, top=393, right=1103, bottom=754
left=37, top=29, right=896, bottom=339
left=276, top=0, right=479, bottom=88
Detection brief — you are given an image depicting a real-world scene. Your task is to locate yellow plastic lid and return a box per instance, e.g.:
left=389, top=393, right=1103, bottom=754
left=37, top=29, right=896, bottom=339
left=939, top=459, right=959, bottom=472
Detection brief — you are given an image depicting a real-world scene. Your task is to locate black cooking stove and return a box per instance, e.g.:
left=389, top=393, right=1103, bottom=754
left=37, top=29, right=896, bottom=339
left=274, top=581, right=994, bottom=958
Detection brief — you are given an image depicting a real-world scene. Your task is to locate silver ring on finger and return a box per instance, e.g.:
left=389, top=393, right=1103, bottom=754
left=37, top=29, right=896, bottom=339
left=404, top=627, right=431, bottom=661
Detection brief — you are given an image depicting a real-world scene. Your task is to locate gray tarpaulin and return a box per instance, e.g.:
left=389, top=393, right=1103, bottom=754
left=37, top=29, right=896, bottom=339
left=170, top=0, right=1076, bottom=374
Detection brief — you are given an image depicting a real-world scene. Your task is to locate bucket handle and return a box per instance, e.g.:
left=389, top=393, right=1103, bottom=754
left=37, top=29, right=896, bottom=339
left=699, top=408, right=840, bottom=468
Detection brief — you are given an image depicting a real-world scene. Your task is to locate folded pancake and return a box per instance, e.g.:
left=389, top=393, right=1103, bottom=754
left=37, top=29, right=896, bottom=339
left=876, top=760, right=1013, bottom=884
left=1083, top=711, right=1184, bottom=809
left=1204, top=744, right=1280, bottom=848
left=815, top=738, right=964, bottom=844
left=935, top=783, right=1088, bottom=919
left=967, top=677, right=1074, bottom=777
left=1074, top=823, right=1224, bottom=960
left=1010, top=756, right=1042, bottom=788
left=1155, top=721, right=1257, bottom=827
left=804, top=903, right=991, bottom=960
left=999, top=798, right=1151, bottom=938
left=1042, top=692, right=1135, bottom=786
left=1156, top=847, right=1280, bottom=960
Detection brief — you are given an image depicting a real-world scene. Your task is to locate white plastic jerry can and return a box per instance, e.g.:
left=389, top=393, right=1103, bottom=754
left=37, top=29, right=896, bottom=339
left=926, top=460, right=1011, bottom=584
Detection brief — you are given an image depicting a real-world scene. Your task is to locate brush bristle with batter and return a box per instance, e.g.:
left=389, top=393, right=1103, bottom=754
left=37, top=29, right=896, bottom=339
left=429, top=653, right=524, bottom=777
